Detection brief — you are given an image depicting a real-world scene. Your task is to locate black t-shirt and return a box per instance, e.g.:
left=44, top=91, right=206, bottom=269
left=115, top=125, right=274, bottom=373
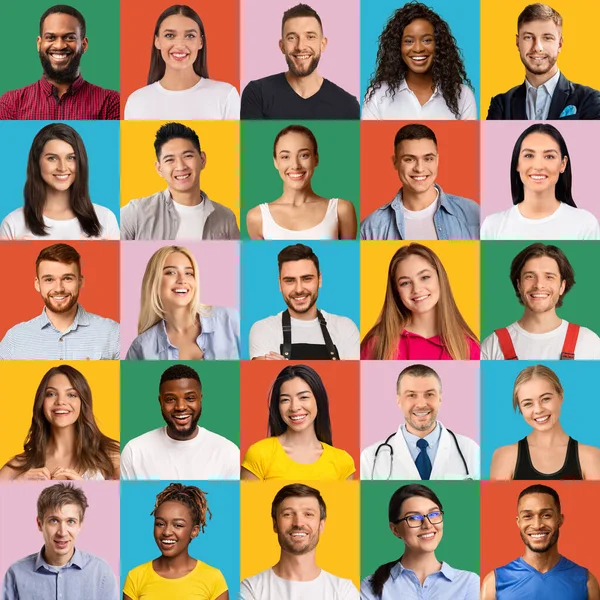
left=241, top=72, right=360, bottom=119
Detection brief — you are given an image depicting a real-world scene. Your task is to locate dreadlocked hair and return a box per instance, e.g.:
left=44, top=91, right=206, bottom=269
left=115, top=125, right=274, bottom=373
left=151, top=483, right=212, bottom=533
left=365, top=1, right=472, bottom=119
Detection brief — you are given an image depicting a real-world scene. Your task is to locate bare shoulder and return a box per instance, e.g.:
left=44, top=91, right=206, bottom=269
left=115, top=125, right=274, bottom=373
left=246, top=204, right=263, bottom=222
left=0, top=461, right=20, bottom=480
left=480, top=570, right=497, bottom=600
left=246, top=205, right=264, bottom=239
left=579, top=444, right=600, bottom=479
left=337, top=198, right=356, bottom=214
left=589, top=570, right=600, bottom=600
left=490, top=444, right=518, bottom=480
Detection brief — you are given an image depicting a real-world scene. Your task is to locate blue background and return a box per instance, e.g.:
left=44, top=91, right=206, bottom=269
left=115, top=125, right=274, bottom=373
left=241, top=240, right=361, bottom=359
left=120, top=481, right=240, bottom=595
left=360, top=0, right=481, bottom=115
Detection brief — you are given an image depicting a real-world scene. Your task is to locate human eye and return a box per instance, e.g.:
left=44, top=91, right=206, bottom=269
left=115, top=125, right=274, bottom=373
left=186, top=33, right=196, bottom=38
left=164, top=32, right=174, bottom=38
left=423, top=37, right=434, bottom=44
left=407, top=515, right=422, bottom=525
left=545, top=154, right=556, bottom=159
left=300, top=153, right=310, bottom=159
left=403, top=37, right=414, bottom=45
left=428, top=511, right=441, bottom=518
left=421, top=275, right=430, bottom=281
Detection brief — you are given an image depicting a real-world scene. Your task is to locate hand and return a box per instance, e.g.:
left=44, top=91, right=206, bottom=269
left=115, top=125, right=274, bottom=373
left=18, top=467, right=52, bottom=481
left=264, top=351, right=286, bottom=360
left=51, top=467, right=83, bottom=480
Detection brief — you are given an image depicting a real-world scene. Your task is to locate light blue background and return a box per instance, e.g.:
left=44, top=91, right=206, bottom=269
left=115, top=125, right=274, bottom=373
left=360, top=0, right=481, bottom=115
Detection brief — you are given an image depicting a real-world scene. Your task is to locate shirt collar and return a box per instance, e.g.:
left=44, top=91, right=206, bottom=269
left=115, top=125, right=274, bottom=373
left=157, top=313, right=215, bottom=351
left=165, top=189, right=215, bottom=217
left=39, top=74, right=85, bottom=97
left=525, top=69, right=561, bottom=95
left=391, top=184, right=454, bottom=215
left=39, top=304, right=88, bottom=330
left=35, top=547, right=84, bottom=571
left=397, top=78, right=441, bottom=98
left=391, top=560, right=455, bottom=581
left=401, top=421, right=442, bottom=449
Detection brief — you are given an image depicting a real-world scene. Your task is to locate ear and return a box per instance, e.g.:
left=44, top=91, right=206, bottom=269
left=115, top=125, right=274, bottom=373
left=314, top=153, right=319, bottom=168
left=559, top=278, right=566, bottom=296
left=155, top=36, right=161, bottom=50
left=560, top=155, right=568, bottom=174
left=191, top=524, right=200, bottom=539
left=81, top=37, right=88, bottom=53
left=318, top=273, right=322, bottom=288
left=199, top=151, right=207, bottom=172
left=396, top=393, right=402, bottom=408
left=79, top=274, right=84, bottom=289
left=37, top=517, right=43, bottom=532
left=155, top=160, right=163, bottom=178
left=389, top=521, right=402, bottom=539
left=318, top=518, right=325, bottom=535
left=558, top=36, right=563, bottom=52
left=279, top=39, right=285, bottom=54
left=37, top=36, right=42, bottom=52
left=272, top=517, right=278, bottom=535
left=558, top=512, right=564, bottom=528
left=515, top=33, right=519, bottom=50
left=321, top=36, right=328, bottom=52
left=34, top=277, right=41, bottom=293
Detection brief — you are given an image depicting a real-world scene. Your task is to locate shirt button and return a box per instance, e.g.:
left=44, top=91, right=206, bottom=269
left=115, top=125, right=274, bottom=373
left=59, top=338, right=63, bottom=342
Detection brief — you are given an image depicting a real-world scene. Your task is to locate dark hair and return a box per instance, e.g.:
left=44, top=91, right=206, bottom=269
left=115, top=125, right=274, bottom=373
left=160, top=364, right=202, bottom=389
left=370, top=484, right=443, bottom=598
left=282, top=3, right=322, bottom=33
left=365, top=1, right=472, bottom=119
left=396, top=364, right=442, bottom=393
left=36, top=243, right=81, bottom=275
left=510, top=243, right=575, bottom=308
left=37, top=482, right=89, bottom=522
left=273, top=125, right=319, bottom=158
left=271, top=483, right=327, bottom=521
left=154, top=122, right=201, bottom=160
left=267, top=365, right=333, bottom=445
left=518, top=483, right=561, bottom=512
left=40, top=5, right=86, bottom=37
left=152, top=482, right=212, bottom=532
left=24, top=123, right=101, bottom=238
left=148, top=5, right=208, bottom=85
left=277, top=243, right=320, bottom=275
left=510, top=123, right=574, bottom=207
left=394, top=123, right=437, bottom=149
left=518, top=3, right=562, bottom=30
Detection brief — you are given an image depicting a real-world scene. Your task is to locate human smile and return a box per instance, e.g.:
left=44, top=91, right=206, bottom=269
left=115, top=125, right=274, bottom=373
left=417, top=531, right=436, bottom=539
left=534, top=415, right=550, bottom=424
left=411, top=294, right=430, bottom=303
left=174, top=173, right=191, bottom=181
left=172, top=287, right=190, bottom=296
left=528, top=530, right=550, bottom=539
left=292, top=53, right=312, bottom=61
left=48, top=51, right=72, bottom=63
left=160, top=538, right=177, bottom=549
left=529, top=174, right=548, bottom=182
left=289, top=413, right=308, bottom=424
left=170, top=51, right=190, bottom=61
left=172, top=413, right=192, bottom=425
left=409, top=55, right=430, bottom=65
left=287, top=171, right=306, bottom=181
left=410, top=175, right=429, bottom=181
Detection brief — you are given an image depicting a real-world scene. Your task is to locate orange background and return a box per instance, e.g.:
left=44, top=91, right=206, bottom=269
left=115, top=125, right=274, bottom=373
left=0, top=241, right=120, bottom=339
left=119, top=0, right=240, bottom=118
left=240, top=361, right=361, bottom=477
left=360, top=121, right=480, bottom=220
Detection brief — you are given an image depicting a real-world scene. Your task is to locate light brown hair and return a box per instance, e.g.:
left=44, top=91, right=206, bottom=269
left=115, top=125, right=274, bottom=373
left=512, top=364, right=564, bottom=412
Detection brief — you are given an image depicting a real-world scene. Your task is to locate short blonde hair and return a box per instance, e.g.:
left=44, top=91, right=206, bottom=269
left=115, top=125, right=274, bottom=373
left=512, top=365, right=564, bottom=412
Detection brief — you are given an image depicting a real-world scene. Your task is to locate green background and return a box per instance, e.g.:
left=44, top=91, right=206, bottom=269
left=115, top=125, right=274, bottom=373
left=1, top=0, right=120, bottom=93
left=120, top=361, right=240, bottom=447
left=481, top=241, right=600, bottom=340
left=360, top=481, right=480, bottom=579
left=240, top=120, right=360, bottom=239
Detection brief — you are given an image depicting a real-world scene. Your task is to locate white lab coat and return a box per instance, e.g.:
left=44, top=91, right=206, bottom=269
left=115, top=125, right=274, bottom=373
left=360, top=422, right=480, bottom=480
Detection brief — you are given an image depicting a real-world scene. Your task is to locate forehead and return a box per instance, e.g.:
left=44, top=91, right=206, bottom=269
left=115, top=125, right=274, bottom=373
left=41, top=139, right=75, bottom=155
left=396, top=137, right=437, bottom=157
left=41, top=13, right=82, bottom=35
left=46, top=373, right=73, bottom=389
left=396, top=254, right=434, bottom=277
left=517, top=376, right=556, bottom=399
left=163, top=251, right=193, bottom=270
left=42, top=503, right=81, bottom=521
left=399, top=374, right=440, bottom=394
left=399, top=495, right=440, bottom=515
left=277, top=495, right=320, bottom=513
left=280, top=377, right=311, bottom=396
left=518, top=19, right=561, bottom=35
left=283, top=16, right=322, bottom=36
left=160, top=377, right=201, bottom=395
left=403, top=18, right=434, bottom=36
left=518, top=492, right=558, bottom=512
left=159, top=138, right=199, bottom=159
left=280, top=259, right=318, bottom=278
left=521, top=255, right=560, bottom=275
left=159, top=14, right=200, bottom=33
left=154, top=500, right=192, bottom=519
left=37, top=260, right=79, bottom=278
left=276, top=131, right=315, bottom=153
left=520, top=132, right=561, bottom=152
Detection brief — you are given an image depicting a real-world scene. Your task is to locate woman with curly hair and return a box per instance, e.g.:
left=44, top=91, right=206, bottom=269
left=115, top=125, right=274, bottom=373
left=362, top=2, right=477, bottom=120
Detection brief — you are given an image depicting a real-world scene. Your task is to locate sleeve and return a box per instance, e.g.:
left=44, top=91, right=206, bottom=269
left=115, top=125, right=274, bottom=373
left=0, top=329, right=15, bottom=360
left=224, top=86, right=241, bottom=120
left=480, top=333, right=498, bottom=361
left=120, top=442, right=135, bottom=480
left=122, top=569, right=139, bottom=599
left=125, top=336, right=144, bottom=360
left=470, top=440, right=481, bottom=480
left=0, top=91, right=17, bottom=120
left=338, top=449, right=356, bottom=480
left=359, top=576, right=376, bottom=600
left=99, top=208, right=121, bottom=240
left=241, top=442, right=267, bottom=480
left=224, top=442, right=241, bottom=480
left=227, top=211, right=241, bottom=240
left=479, top=215, right=495, bottom=240
left=104, top=90, right=121, bottom=120
left=583, top=213, right=600, bottom=240
left=361, top=92, right=380, bottom=120
left=468, top=337, right=480, bottom=360
left=239, top=578, right=258, bottom=600
left=360, top=448, right=374, bottom=481
left=99, top=561, right=119, bottom=600
left=486, top=94, right=503, bottom=120
left=123, top=93, right=135, bottom=120
left=209, top=568, right=229, bottom=599
left=459, top=86, right=478, bottom=120
left=240, top=81, right=265, bottom=119
left=0, top=215, right=15, bottom=240
left=120, top=202, right=137, bottom=240
left=341, top=578, right=361, bottom=599
left=339, top=318, right=361, bottom=360
left=110, top=321, right=120, bottom=360
left=359, top=218, right=368, bottom=240
left=1, top=568, right=18, bottom=600
left=580, top=88, right=600, bottom=119
left=249, top=319, right=277, bottom=358
left=464, top=571, right=481, bottom=600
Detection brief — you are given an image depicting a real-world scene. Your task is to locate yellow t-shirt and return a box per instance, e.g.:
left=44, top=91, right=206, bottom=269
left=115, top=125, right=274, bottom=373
left=123, top=560, right=228, bottom=599
left=242, top=436, right=355, bottom=480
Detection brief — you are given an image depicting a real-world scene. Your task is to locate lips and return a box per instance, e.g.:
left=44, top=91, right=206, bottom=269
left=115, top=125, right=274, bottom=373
left=289, top=413, right=308, bottom=424
left=534, top=415, right=550, bottom=424
left=287, top=172, right=306, bottom=181
left=173, top=414, right=192, bottom=425
left=160, top=539, right=177, bottom=550
left=170, top=52, right=189, bottom=61
left=54, top=539, right=69, bottom=549
left=417, top=531, right=436, bottom=539
left=409, top=55, right=430, bottom=65
left=411, top=294, right=430, bottom=303
left=528, top=531, right=550, bottom=539
left=410, top=175, right=428, bottom=182
left=174, top=173, right=191, bottom=181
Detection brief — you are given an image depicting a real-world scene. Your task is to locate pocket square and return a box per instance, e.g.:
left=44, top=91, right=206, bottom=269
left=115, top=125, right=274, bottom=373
left=559, top=105, right=577, bottom=117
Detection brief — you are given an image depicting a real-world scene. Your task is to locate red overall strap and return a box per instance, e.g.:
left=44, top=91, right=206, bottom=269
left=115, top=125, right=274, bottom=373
left=495, top=328, right=518, bottom=360
left=560, top=323, right=580, bottom=360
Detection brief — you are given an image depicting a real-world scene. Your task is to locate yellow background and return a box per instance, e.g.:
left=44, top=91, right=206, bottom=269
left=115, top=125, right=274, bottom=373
left=480, top=0, right=600, bottom=116
left=360, top=241, right=480, bottom=339
left=0, top=361, right=120, bottom=466
left=240, top=480, right=360, bottom=587
left=120, top=121, right=240, bottom=224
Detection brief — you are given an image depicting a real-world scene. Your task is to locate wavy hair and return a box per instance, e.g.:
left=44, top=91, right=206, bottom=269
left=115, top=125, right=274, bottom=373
left=152, top=482, right=212, bottom=532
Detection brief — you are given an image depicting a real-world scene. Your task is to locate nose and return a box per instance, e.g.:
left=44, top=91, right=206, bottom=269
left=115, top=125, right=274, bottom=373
left=57, top=521, right=67, bottom=536
left=414, top=38, right=425, bottom=52
left=420, top=516, right=433, bottom=529
left=413, top=159, right=425, bottom=173
left=534, top=38, right=544, bottom=52
left=175, top=397, right=187, bottom=411
left=294, top=279, right=304, bottom=293
left=289, top=397, right=301, bottom=412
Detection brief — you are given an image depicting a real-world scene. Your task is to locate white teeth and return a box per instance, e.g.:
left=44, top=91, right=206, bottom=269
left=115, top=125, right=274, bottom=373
left=412, top=176, right=427, bottom=180
left=173, top=288, right=188, bottom=293
left=54, top=174, right=69, bottom=179
left=162, top=540, right=176, bottom=544
left=413, top=295, right=429, bottom=302
left=54, top=410, right=69, bottom=414
left=418, top=532, right=435, bottom=538
left=174, top=174, right=190, bottom=180
left=530, top=175, right=547, bottom=180
left=290, top=415, right=307, bottom=421
left=174, top=415, right=190, bottom=420
left=535, top=415, right=550, bottom=423
left=530, top=533, right=548, bottom=538
left=291, top=532, right=307, bottom=537
left=413, top=411, right=430, bottom=416
left=288, top=173, right=305, bottom=179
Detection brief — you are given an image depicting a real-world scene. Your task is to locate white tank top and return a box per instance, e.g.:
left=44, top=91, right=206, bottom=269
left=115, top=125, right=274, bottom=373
left=259, top=198, right=339, bottom=240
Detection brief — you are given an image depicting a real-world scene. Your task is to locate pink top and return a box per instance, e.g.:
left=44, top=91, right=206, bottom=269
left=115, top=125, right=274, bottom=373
left=361, top=330, right=480, bottom=360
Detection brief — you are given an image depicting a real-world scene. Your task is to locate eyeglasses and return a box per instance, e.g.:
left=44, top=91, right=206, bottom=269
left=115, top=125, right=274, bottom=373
left=394, top=510, right=444, bottom=528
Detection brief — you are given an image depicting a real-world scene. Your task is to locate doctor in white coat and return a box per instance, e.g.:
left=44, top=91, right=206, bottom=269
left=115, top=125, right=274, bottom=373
left=361, top=364, right=480, bottom=480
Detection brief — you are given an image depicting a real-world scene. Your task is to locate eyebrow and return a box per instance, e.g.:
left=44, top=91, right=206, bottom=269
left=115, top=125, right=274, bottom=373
left=404, top=388, right=437, bottom=394
left=520, top=507, right=554, bottom=514
left=162, top=28, right=198, bottom=33
left=280, top=389, right=311, bottom=397
left=400, top=153, right=437, bottom=159
left=398, top=269, right=431, bottom=279
left=521, top=270, right=558, bottom=276
left=403, top=506, right=439, bottom=515
left=279, top=147, right=311, bottom=154
left=46, top=386, right=76, bottom=392
left=44, top=30, right=78, bottom=36
left=285, top=30, right=319, bottom=35
left=163, top=265, right=192, bottom=270
left=520, top=148, right=559, bottom=153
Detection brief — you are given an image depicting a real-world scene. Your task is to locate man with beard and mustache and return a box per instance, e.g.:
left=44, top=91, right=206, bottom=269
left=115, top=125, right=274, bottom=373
left=241, top=3, right=359, bottom=119
left=240, top=483, right=359, bottom=599
left=120, top=364, right=240, bottom=480
left=487, top=4, right=600, bottom=120
left=0, top=243, right=119, bottom=359
left=481, top=484, right=600, bottom=599
left=249, top=243, right=360, bottom=360
left=0, top=5, right=119, bottom=120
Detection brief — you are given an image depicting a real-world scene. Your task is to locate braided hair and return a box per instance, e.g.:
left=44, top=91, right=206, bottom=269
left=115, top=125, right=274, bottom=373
left=152, top=483, right=212, bottom=533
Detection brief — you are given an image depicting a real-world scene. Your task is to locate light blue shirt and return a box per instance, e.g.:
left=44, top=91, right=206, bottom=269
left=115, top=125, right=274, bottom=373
left=360, top=561, right=479, bottom=600
left=2, top=548, right=119, bottom=600
left=401, top=423, right=442, bottom=465
left=526, top=69, right=561, bottom=120
left=0, top=305, right=119, bottom=360
left=125, top=306, right=240, bottom=360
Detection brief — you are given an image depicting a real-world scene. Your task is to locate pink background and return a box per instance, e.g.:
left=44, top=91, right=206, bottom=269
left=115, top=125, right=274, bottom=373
left=119, top=241, right=240, bottom=354
left=0, top=481, right=119, bottom=578
left=360, top=361, right=480, bottom=448
left=481, top=120, right=600, bottom=219
left=241, top=0, right=360, bottom=98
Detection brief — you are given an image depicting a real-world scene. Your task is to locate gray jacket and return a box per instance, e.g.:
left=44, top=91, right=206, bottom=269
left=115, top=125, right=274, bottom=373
left=120, top=189, right=240, bottom=240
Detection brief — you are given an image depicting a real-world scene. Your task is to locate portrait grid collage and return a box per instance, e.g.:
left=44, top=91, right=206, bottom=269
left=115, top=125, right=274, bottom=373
left=1, top=0, right=599, bottom=599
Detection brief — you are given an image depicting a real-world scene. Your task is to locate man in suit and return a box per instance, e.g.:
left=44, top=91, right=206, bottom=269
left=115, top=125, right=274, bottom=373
left=487, top=3, right=600, bottom=120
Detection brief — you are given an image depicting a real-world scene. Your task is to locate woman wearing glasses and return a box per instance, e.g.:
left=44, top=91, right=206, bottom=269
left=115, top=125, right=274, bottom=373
left=360, top=484, right=479, bottom=599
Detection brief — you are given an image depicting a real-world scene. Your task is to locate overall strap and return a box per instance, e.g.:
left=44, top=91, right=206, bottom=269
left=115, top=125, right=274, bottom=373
left=281, top=310, right=293, bottom=359
left=495, top=328, right=518, bottom=360
left=560, top=323, right=580, bottom=360
left=317, top=310, right=340, bottom=360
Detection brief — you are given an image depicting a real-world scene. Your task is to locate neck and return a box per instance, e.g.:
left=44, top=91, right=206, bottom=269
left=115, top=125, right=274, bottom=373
left=519, top=191, right=561, bottom=217
left=44, top=189, right=73, bottom=213
left=401, top=185, right=437, bottom=212
left=528, top=424, right=568, bottom=448
left=400, top=550, right=441, bottom=584
left=405, top=421, right=437, bottom=439
left=273, top=550, right=320, bottom=581
left=518, top=310, right=561, bottom=334
left=280, top=186, right=317, bottom=206
left=279, top=427, right=320, bottom=447
left=160, top=68, right=201, bottom=91
left=525, top=65, right=558, bottom=88
left=164, top=308, right=198, bottom=333
left=406, top=311, right=438, bottom=338
left=47, top=75, right=77, bottom=98
left=155, top=551, right=196, bottom=571
left=169, top=187, right=203, bottom=207
left=48, top=426, right=77, bottom=459
left=285, top=70, right=323, bottom=97
left=522, top=545, right=561, bottom=573
left=46, top=305, right=78, bottom=333
left=44, top=545, right=75, bottom=567
left=166, top=424, right=199, bottom=441
left=288, top=305, right=318, bottom=322
left=405, top=70, right=434, bottom=89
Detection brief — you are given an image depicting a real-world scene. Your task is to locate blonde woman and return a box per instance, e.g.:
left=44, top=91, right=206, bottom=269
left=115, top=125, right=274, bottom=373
left=490, top=365, right=600, bottom=480
left=360, top=243, right=479, bottom=360
left=125, top=245, right=240, bottom=360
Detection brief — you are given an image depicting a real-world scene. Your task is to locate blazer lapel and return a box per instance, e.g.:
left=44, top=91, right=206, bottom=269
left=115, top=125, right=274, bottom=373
left=547, top=73, right=572, bottom=119
left=511, top=84, right=528, bottom=119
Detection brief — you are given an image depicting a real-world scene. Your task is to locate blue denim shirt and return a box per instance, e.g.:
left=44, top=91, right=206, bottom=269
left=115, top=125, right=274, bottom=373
left=360, top=184, right=480, bottom=240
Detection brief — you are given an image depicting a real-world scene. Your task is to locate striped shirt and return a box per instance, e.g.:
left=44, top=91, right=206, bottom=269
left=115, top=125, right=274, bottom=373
left=0, top=305, right=120, bottom=360
left=0, top=75, right=120, bottom=120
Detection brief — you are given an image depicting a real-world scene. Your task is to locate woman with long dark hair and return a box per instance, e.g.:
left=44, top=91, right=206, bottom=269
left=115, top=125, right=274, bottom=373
left=241, top=364, right=355, bottom=480
left=362, top=2, right=476, bottom=120
left=0, top=123, right=119, bottom=240
left=124, top=5, right=240, bottom=119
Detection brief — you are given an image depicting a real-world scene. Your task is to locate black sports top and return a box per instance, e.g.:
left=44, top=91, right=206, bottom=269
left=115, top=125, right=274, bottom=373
left=514, top=436, right=583, bottom=480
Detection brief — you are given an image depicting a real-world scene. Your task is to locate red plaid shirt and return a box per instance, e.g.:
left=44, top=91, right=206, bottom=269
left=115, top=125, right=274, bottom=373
left=0, top=75, right=120, bottom=120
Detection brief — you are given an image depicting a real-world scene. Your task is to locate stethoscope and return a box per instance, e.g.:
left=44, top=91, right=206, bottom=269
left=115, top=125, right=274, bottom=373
left=371, top=429, right=471, bottom=480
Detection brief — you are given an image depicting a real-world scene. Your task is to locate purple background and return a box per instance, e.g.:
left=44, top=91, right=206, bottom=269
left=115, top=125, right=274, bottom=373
left=481, top=120, right=600, bottom=219
left=0, top=481, right=119, bottom=578
left=360, top=361, right=480, bottom=448
left=240, top=0, right=360, bottom=98
left=119, top=241, right=240, bottom=354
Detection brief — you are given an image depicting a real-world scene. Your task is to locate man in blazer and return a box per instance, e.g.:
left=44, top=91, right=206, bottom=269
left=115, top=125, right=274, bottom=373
left=487, top=4, right=600, bottom=120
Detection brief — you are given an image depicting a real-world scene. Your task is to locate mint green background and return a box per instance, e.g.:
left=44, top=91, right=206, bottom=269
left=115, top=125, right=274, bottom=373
left=120, top=361, right=240, bottom=447
left=240, top=120, right=360, bottom=239
left=481, top=241, right=600, bottom=340
left=0, top=0, right=120, bottom=93
left=360, top=481, right=480, bottom=579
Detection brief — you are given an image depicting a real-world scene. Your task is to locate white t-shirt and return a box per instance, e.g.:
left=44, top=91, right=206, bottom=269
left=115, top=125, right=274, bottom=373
left=120, top=426, right=240, bottom=480
left=249, top=310, right=360, bottom=359
left=124, top=78, right=240, bottom=120
left=0, top=204, right=120, bottom=240
left=173, top=199, right=208, bottom=240
left=240, top=568, right=359, bottom=600
left=481, top=320, right=600, bottom=360
left=481, top=203, right=600, bottom=240
left=402, top=191, right=439, bottom=240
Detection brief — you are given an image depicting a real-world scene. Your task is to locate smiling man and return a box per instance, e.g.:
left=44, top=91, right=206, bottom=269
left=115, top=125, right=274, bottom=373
left=2, top=483, right=118, bottom=599
left=0, top=5, right=119, bottom=120
left=120, top=122, right=239, bottom=240
left=487, top=4, right=600, bottom=120
left=120, top=364, right=240, bottom=480
left=481, top=243, right=600, bottom=360
left=241, top=3, right=359, bottom=119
